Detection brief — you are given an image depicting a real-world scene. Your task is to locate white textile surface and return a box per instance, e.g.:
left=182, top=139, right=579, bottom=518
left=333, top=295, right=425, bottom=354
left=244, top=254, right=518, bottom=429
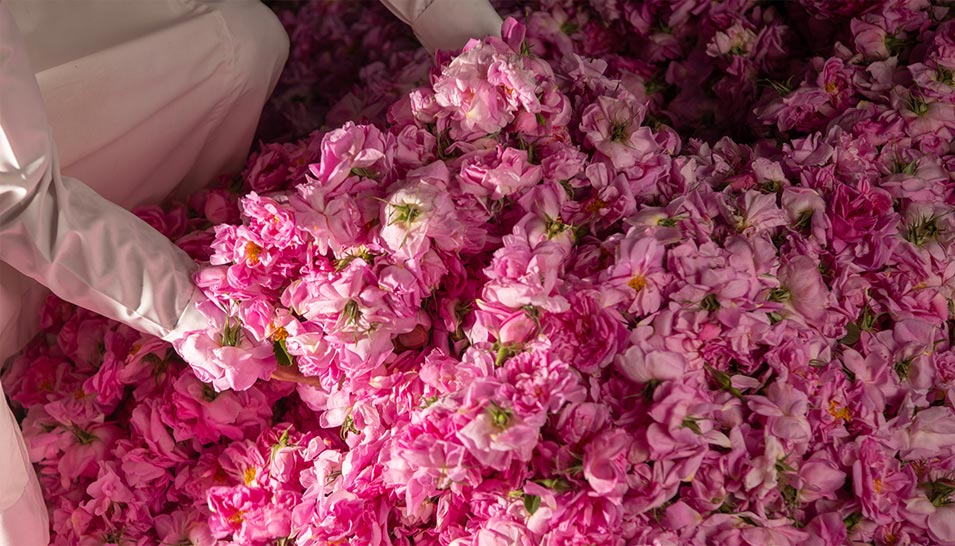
left=380, top=0, right=503, bottom=52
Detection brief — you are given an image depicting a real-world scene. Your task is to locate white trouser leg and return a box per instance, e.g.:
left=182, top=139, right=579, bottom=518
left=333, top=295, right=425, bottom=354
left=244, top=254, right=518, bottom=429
left=0, top=388, right=48, bottom=546
left=0, top=467, right=48, bottom=546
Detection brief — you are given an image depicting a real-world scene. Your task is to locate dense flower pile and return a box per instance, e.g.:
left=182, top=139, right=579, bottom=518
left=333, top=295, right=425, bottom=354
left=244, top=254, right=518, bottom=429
left=256, top=0, right=428, bottom=141
left=4, top=0, right=955, bottom=545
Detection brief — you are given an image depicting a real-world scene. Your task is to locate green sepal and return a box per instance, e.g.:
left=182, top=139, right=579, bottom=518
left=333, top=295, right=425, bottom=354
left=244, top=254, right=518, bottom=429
left=274, top=338, right=294, bottom=368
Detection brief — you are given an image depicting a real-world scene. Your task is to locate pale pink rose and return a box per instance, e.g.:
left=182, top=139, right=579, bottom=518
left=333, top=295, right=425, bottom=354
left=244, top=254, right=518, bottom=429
left=580, top=96, right=656, bottom=170
left=601, top=232, right=669, bottom=315
left=174, top=325, right=277, bottom=392
left=706, top=22, right=758, bottom=57
left=457, top=406, right=540, bottom=471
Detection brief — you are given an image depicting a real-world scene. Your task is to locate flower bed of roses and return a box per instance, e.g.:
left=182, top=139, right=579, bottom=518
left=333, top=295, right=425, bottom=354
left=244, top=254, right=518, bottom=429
left=4, top=0, right=955, bottom=545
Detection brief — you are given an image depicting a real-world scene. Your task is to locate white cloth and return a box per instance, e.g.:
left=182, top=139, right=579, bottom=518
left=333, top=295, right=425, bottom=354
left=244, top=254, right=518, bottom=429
left=0, top=389, right=46, bottom=546
left=0, top=1, right=288, bottom=543
left=381, top=0, right=503, bottom=53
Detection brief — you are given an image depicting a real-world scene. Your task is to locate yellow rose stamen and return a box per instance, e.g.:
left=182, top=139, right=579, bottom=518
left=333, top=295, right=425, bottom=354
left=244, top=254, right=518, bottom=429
left=628, top=275, right=647, bottom=292
left=828, top=400, right=851, bottom=423
left=244, top=242, right=262, bottom=265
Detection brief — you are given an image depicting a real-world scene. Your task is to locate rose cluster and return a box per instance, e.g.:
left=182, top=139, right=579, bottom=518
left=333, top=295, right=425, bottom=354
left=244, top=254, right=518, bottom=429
left=256, top=0, right=428, bottom=142
left=3, top=1, right=955, bottom=545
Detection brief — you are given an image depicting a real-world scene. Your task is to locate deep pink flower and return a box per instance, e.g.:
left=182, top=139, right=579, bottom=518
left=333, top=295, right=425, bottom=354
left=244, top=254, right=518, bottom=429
left=852, top=437, right=913, bottom=524
left=207, top=485, right=290, bottom=542
left=482, top=228, right=570, bottom=313
left=458, top=146, right=542, bottom=201
left=583, top=428, right=631, bottom=500
left=616, top=344, right=686, bottom=384
left=706, top=22, right=758, bottom=58
left=802, top=512, right=848, bottom=546
left=243, top=142, right=294, bottom=193
left=829, top=180, right=899, bottom=269
left=155, top=510, right=217, bottom=546
left=379, top=161, right=463, bottom=257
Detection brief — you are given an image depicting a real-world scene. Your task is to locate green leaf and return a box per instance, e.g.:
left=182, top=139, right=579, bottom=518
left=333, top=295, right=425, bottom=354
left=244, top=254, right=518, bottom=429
left=520, top=39, right=533, bottom=56
left=350, top=167, right=377, bottom=179
left=681, top=417, right=702, bottom=434
left=436, top=128, right=453, bottom=160
left=221, top=317, right=243, bottom=347
left=388, top=202, right=423, bottom=226
left=523, top=493, right=541, bottom=515
left=642, top=379, right=661, bottom=400
left=894, top=358, right=912, bottom=381
left=891, top=157, right=920, bottom=175
left=543, top=215, right=569, bottom=239
left=780, top=483, right=800, bottom=510
left=201, top=383, right=219, bottom=402
left=938, top=67, right=954, bottom=85
left=793, top=209, right=813, bottom=232
left=558, top=179, right=576, bottom=199
left=843, top=511, right=863, bottom=531
left=701, top=294, right=720, bottom=312
left=342, top=299, right=362, bottom=326
left=775, top=457, right=796, bottom=473
left=273, top=338, right=294, bottom=368
left=493, top=341, right=522, bottom=367
left=534, top=477, right=572, bottom=492
left=904, top=214, right=942, bottom=246
left=704, top=364, right=744, bottom=398
left=340, top=414, right=359, bottom=441
left=839, top=322, right=861, bottom=346
left=858, top=303, right=879, bottom=332
left=768, top=287, right=791, bottom=303
left=560, top=21, right=578, bottom=35
left=488, top=403, right=512, bottom=430
left=922, top=478, right=955, bottom=507
left=69, top=425, right=97, bottom=446
left=271, top=426, right=293, bottom=461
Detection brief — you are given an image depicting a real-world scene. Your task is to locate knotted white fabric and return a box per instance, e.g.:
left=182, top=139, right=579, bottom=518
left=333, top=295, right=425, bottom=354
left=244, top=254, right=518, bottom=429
left=380, top=0, right=503, bottom=53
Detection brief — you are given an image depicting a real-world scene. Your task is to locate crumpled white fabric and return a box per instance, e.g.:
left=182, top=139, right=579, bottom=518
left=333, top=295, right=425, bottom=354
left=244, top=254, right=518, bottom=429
left=380, top=0, right=502, bottom=52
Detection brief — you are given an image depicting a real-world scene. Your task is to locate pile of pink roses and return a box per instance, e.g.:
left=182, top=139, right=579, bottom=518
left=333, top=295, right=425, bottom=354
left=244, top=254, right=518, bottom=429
left=4, top=0, right=955, bottom=545
left=256, top=0, right=428, bottom=142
